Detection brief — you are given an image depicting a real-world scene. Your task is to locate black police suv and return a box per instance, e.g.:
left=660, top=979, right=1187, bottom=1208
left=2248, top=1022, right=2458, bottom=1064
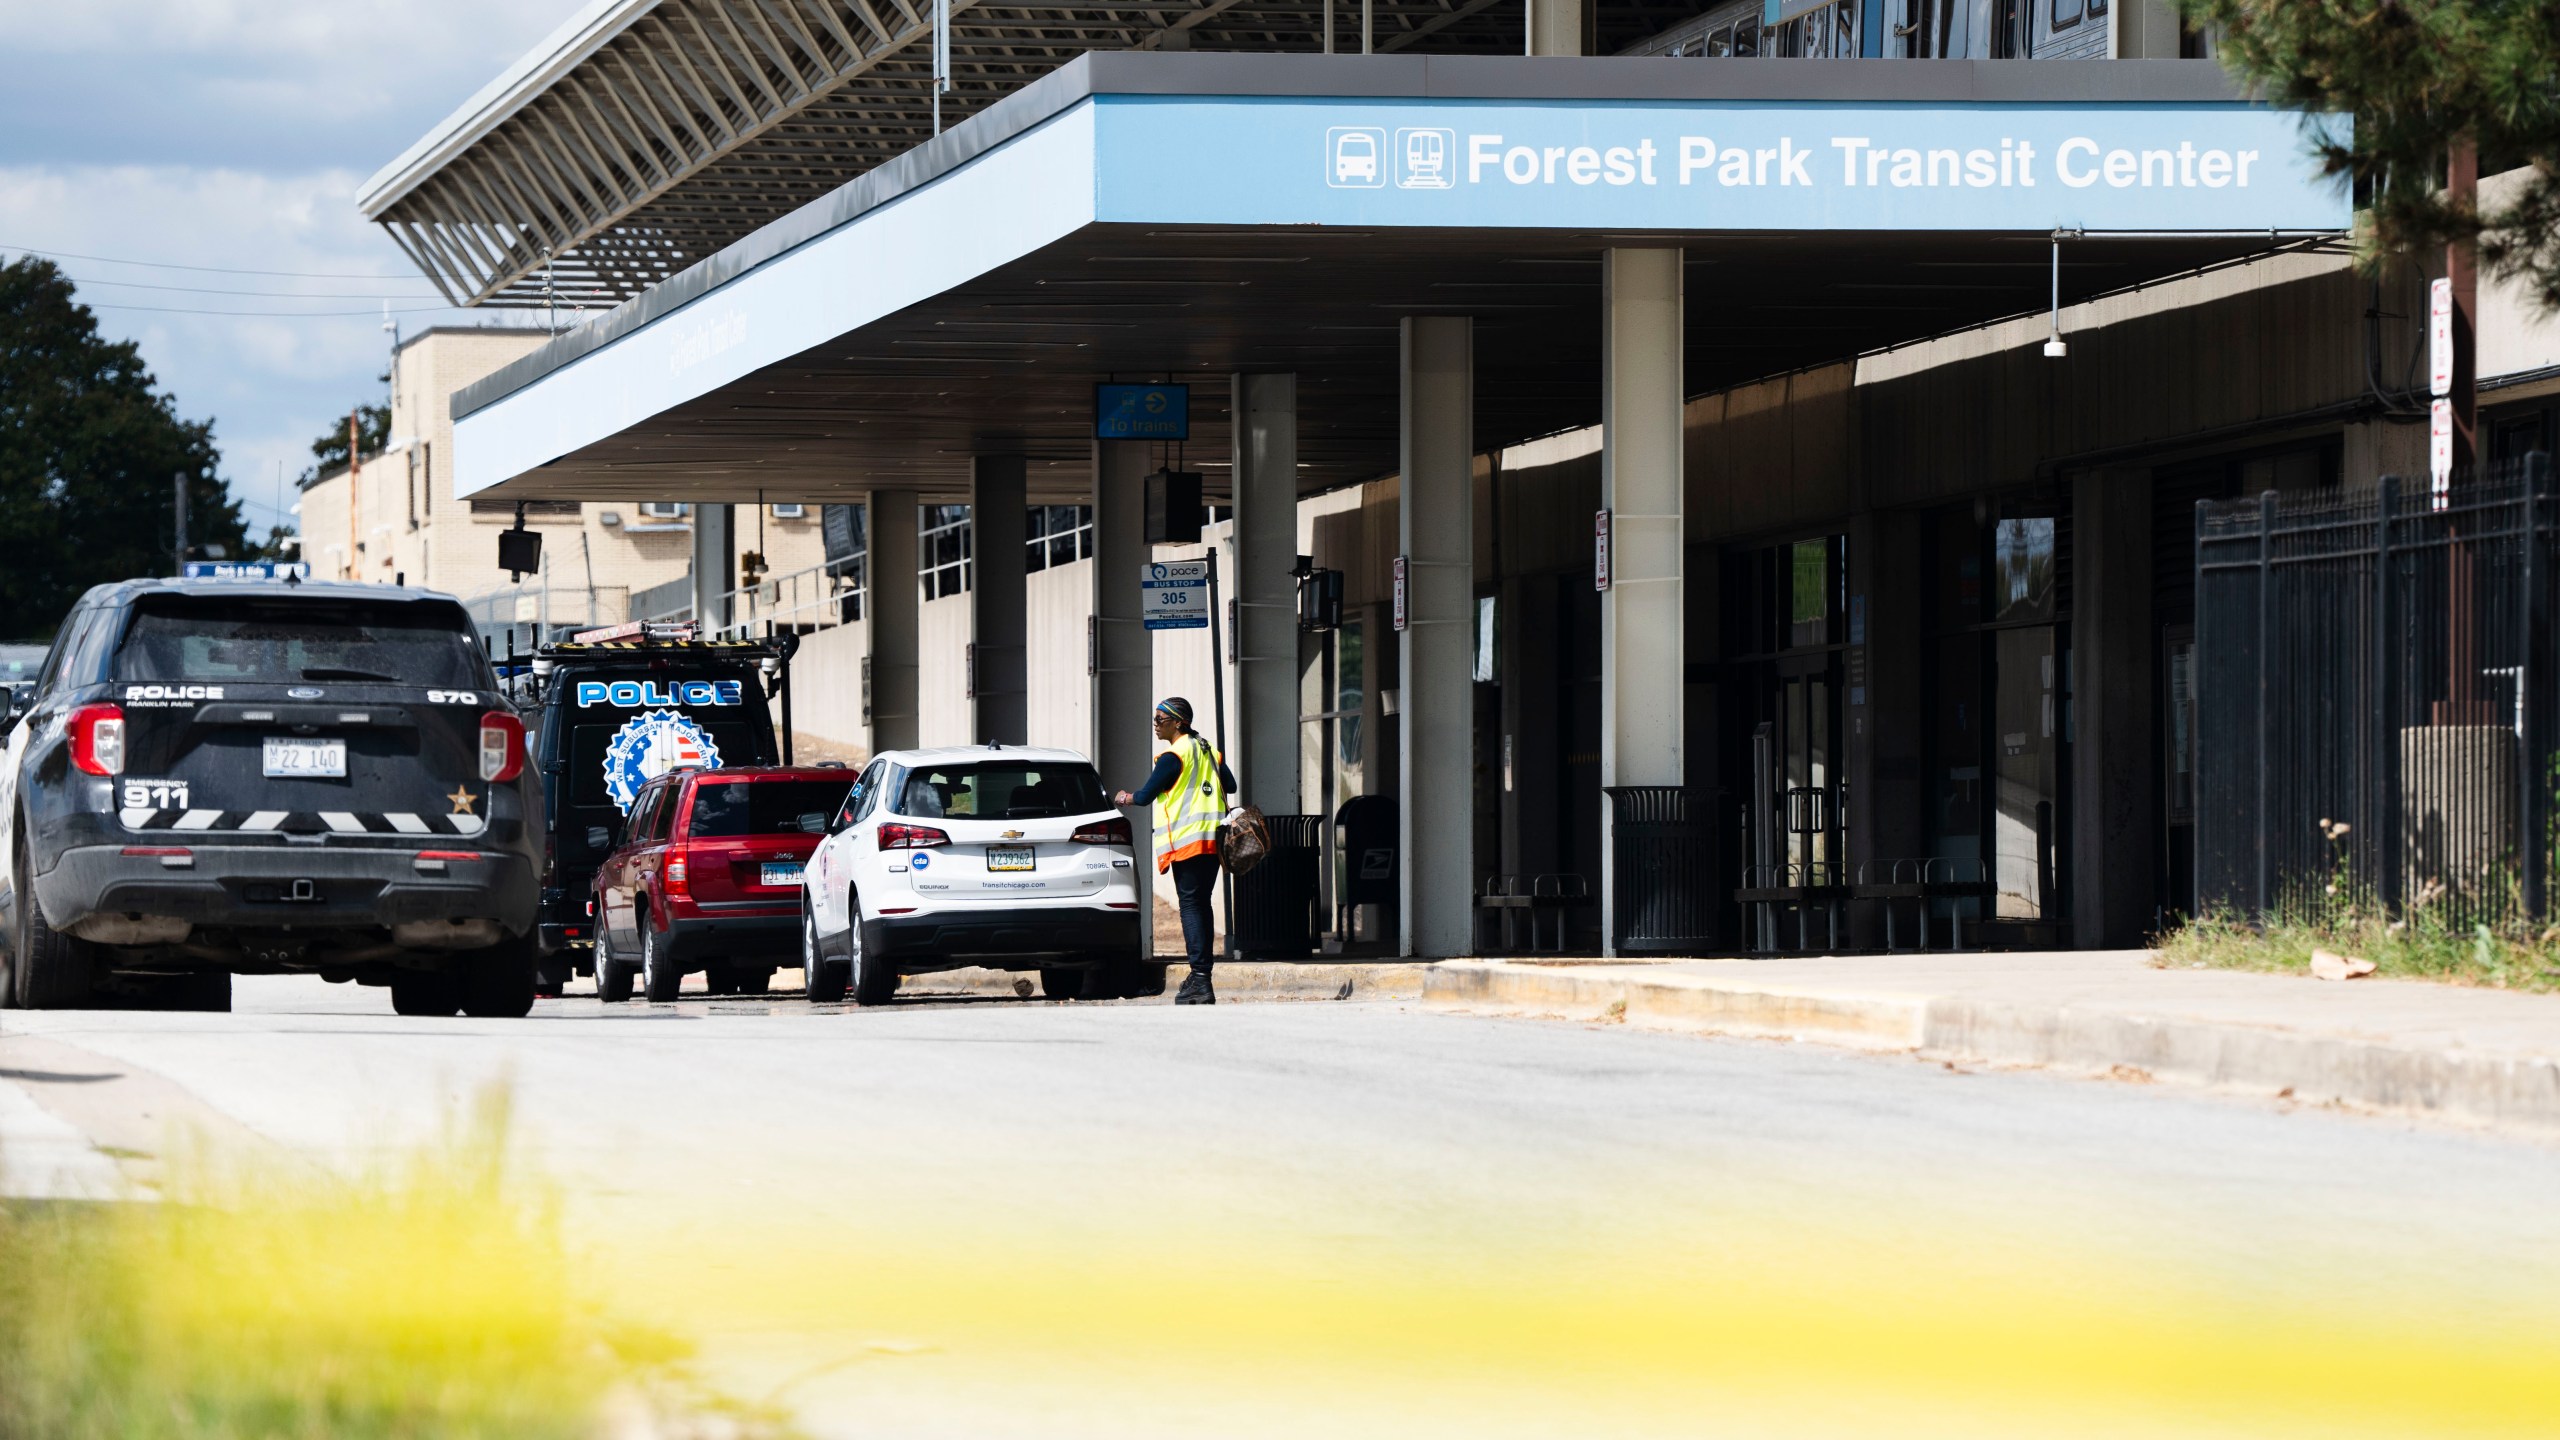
left=508, top=626, right=784, bottom=990
left=0, top=579, right=545, bottom=1015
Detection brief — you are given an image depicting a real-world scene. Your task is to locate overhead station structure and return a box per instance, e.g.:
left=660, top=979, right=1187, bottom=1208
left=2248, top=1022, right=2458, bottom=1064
left=364, top=0, right=2402, bottom=960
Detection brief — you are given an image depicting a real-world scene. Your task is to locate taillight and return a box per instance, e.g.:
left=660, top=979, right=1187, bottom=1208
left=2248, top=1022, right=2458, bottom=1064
left=665, top=847, right=690, bottom=896
left=69, top=704, right=125, bottom=776
left=1070, top=815, right=1133, bottom=847
left=877, top=823, right=950, bottom=850
left=479, top=710, right=524, bottom=782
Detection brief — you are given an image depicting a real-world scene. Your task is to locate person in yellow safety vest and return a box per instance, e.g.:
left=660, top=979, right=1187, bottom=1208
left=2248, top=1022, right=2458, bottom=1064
left=1112, top=696, right=1237, bottom=1006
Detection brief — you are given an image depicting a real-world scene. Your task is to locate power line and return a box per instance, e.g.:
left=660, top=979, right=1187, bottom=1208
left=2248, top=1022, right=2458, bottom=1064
left=1, top=244, right=442, bottom=283
left=65, top=274, right=454, bottom=300
left=87, top=301, right=456, bottom=318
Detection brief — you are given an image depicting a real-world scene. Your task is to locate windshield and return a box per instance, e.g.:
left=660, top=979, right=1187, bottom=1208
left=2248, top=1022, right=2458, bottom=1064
left=114, top=598, right=486, bottom=688
left=895, top=761, right=1107, bottom=819
left=688, top=778, right=855, bottom=837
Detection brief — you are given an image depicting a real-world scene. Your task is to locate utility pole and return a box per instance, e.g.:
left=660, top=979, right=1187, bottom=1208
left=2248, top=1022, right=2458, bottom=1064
left=2448, top=135, right=2479, bottom=473
left=348, top=409, right=362, bottom=581
left=173, top=472, right=188, bottom=576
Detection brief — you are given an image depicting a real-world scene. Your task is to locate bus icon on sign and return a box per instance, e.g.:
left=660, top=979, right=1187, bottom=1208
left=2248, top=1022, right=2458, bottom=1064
left=1396, top=128, right=1455, bottom=188
left=1326, top=127, right=1385, bottom=188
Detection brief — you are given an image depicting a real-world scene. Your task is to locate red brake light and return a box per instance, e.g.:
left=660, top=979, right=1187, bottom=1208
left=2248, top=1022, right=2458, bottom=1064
left=665, top=845, right=690, bottom=896
left=1070, top=815, right=1133, bottom=847
left=69, top=704, right=125, bottom=776
left=877, top=823, right=950, bottom=850
left=478, top=710, right=524, bottom=782
left=415, top=851, right=483, bottom=862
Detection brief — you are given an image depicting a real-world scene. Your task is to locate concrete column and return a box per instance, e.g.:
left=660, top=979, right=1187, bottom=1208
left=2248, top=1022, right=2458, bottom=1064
left=970, top=455, right=1028, bottom=745
left=1527, top=0, right=1583, bottom=55
left=1599, top=247, right=1684, bottom=956
left=1233, top=373, right=1301, bottom=815
left=691, top=503, right=733, bottom=633
left=1399, top=317, right=1474, bottom=958
left=2072, top=467, right=2156, bottom=948
left=864, top=490, right=920, bottom=753
left=1092, top=441, right=1155, bottom=907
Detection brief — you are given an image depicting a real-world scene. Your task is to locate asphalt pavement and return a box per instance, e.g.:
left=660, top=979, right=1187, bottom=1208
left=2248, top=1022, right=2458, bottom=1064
left=6, top=975, right=2558, bottom=1437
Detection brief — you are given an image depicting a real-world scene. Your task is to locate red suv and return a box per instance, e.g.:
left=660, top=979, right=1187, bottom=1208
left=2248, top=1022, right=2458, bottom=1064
left=591, top=765, right=854, bottom=1002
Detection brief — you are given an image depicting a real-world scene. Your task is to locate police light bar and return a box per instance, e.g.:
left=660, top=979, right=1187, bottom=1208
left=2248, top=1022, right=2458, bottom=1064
left=569, top=619, right=700, bottom=643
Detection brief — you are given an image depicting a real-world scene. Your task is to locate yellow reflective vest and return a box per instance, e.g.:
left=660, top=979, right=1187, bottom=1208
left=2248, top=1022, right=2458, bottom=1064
left=1152, top=733, right=1228, bottom=872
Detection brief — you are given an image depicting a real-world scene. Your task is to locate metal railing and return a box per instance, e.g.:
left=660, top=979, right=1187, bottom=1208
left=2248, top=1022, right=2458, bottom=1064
left=2196, top=453, right=2556, bottom=931
left=700, top=555, right=864, bottom=640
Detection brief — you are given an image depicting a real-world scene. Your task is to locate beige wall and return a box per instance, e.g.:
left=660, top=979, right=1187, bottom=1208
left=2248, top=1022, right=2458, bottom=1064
left=918, top=593, right=972, bottom=745
left=1024, top=558, right=1093, bottom=754
left=295, top=326, right=833, bottom=627
left=786, top=616, right=870, bottom=763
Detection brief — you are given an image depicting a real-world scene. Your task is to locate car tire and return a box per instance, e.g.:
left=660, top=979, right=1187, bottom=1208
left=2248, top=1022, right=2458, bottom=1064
left=803, top=904, right=846, bottom=1002
left=849, top=914, right=896, bottom=1008
left=592, top=922, right=632, bottom=1002
left=1103, top=960, right=1169, bottom=999
left=641, top=916, right=682, bottom=1003
left=1038, top=966, right=1088, bottom=1000
left=390, top=966, right=462, bottom=1016
left=460, top=933, right=538, bottom=1019
left=11, top=840, right=94, bottom=1010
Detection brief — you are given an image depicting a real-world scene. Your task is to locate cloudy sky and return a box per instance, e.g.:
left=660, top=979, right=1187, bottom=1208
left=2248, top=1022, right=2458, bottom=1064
left=0, top=0, right=582, bottom=537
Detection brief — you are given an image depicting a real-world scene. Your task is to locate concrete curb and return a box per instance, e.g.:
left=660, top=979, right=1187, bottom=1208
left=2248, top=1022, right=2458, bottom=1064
left=917, top=961, right=1436, bottom=1003
left=1424, top=960, right=2560, bottom=1135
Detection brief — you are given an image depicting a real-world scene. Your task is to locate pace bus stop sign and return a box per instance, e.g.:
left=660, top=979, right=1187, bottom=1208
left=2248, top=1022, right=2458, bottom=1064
left=1095, top=383, right=1190, bottom=441
left=1142, top=560, right=1209, bottom=629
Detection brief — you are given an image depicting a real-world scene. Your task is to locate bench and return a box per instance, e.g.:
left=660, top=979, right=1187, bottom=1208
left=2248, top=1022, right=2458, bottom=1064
left=1734, top=863, right=1849, bottom=953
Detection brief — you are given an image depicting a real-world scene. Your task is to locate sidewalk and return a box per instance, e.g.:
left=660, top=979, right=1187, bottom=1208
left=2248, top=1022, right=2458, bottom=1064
left=1425, top=951, right=2560, bottom=1135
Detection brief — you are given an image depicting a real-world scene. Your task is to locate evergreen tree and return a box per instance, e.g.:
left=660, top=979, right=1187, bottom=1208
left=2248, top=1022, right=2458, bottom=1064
left=0, top=257, right=244, bottom=638
left=2178, top=0, right=2560, bottom=308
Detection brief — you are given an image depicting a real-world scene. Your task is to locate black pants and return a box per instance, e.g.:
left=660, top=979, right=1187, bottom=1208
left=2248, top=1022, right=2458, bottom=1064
left=1171, top=852, right=1220, bottom=974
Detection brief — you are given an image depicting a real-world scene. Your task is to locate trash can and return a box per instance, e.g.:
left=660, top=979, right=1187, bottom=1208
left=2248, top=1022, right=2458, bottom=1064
left=1605, top=786, right=1720, bottom=954
left=1232, top=814, right=1322, bottom=958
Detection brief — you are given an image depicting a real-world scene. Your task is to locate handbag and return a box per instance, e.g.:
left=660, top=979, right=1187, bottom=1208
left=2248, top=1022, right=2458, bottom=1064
left=1220, top=803, right=1271, bottom=876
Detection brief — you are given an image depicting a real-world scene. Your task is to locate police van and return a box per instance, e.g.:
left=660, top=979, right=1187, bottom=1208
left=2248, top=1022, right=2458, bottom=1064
left=510, top=623, right=791, bottom=989
left=0, top=578, right=544, bottom=1015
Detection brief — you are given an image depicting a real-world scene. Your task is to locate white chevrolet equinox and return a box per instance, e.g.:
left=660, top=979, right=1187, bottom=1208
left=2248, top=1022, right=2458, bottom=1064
left=799, top=746, right=1158, bottom=1005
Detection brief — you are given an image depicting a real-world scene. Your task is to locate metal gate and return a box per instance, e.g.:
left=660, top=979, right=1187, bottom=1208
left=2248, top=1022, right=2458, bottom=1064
left=2194, top=454, right=2555, bottom=931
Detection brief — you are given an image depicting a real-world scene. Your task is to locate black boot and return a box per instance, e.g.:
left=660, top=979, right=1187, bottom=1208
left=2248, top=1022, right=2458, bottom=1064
left=1174, top=969, right=1216, bottom=1005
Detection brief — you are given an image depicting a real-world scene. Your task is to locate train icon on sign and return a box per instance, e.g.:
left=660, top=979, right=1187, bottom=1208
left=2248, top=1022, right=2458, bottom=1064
left=1395, top=128, right=1455, bottom=188
left=1326, top=127, right=1386, bottom=188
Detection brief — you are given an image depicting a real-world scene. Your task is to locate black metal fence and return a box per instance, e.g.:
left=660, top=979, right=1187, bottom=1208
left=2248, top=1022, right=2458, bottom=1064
left=2195, top=453, right=2555, bottom=931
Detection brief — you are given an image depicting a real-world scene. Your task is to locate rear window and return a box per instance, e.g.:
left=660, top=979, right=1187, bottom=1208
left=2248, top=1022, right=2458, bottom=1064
left=896, top=762, right=1107, bottom=819
left=114, top=598, right=486, bottom=688
left=687, top=778, right=855, bottom=837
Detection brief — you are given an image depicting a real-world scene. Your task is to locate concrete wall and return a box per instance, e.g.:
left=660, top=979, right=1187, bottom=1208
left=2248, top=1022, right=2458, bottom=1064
left=918, top=593, right=972, bottom=745
left=788, top=616, right=870, bottom=763
left=1024, top=557, right=1092, bottom=754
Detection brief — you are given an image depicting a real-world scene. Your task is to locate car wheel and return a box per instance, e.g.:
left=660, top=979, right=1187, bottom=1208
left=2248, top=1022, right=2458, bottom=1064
left=592, top=923, right=632, bottom=1002
left=1038, top=966, right=1088, bottom=1000
left=850, top=914, right=897, bottom=1008
left=803, top=904, right=846, bottom=1002
left=390, top=966, right=462, bottom=1016
left=11, top=839, right=94, bottom=1010
left=1102, top=960, right=1169, bottom=999
left=641, top=916, right=682, bottom=1002
left=460, top=932, right=538, bottom=1018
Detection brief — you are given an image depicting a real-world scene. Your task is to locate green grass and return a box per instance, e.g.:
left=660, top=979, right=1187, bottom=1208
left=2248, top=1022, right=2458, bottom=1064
left=2157, top=909, right=2560, bottom=994
left=0, top=1089, right=793, bottom=1440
